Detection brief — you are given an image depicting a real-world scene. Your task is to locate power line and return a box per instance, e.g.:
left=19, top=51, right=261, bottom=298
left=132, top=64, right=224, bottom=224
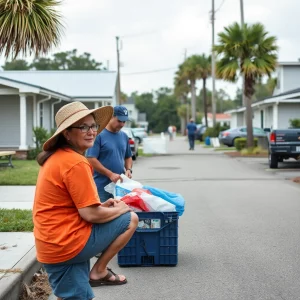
left=122, top=67, right=177, bottom=76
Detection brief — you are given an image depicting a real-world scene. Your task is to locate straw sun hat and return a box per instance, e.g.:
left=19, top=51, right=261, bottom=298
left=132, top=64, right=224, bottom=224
left=43, top=101, right=113, bottom=151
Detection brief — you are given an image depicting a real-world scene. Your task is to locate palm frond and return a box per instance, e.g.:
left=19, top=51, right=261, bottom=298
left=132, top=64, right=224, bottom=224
left=0, top=0, right=64, bottom=59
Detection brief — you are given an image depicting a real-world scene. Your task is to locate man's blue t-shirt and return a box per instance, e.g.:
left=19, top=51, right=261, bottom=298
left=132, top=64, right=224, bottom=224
left=86, top=129, right=132, bottom=190
left=187, top=122, right=197, bottom=135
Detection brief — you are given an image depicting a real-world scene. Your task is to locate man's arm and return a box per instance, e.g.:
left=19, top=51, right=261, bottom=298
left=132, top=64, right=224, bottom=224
left=124, top=156, right=133, bottom=178
left=87, top=157, right=121, bottom=183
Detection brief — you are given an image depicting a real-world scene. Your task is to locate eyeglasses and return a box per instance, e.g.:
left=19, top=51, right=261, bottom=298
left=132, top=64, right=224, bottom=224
left=69, top=124, right=99, bottom=133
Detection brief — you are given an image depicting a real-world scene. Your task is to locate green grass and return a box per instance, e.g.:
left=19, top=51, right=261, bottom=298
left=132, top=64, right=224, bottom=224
left=0, top=160, right=39, bottom=185
left=138, top=148, right=153, bottom=157
left=214, top=147, right=236, bottom=151
left=0, top=209, right=33, bottom=232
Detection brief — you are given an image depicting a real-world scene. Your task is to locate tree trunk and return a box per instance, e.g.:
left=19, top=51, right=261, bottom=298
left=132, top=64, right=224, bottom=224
left=180, top=117, right=186, bottom=135
left=203, top=78, right=208, bottom=127
left=245, top=93, right=254, bottom=148
left=191, top=81, right=196, bottom=121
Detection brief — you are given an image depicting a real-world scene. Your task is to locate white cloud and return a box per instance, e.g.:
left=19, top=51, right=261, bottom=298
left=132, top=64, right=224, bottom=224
left=1, top=0, right=299, bottom=99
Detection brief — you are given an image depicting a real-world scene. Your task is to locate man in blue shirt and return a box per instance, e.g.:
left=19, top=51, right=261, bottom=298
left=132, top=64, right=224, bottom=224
left=186, top=118, right=198, bottom=150
left=86, top=106, right=133, bottom=202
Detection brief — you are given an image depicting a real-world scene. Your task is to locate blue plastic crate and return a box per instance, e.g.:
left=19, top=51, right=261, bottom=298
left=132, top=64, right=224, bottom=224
left=118, top=211, right=179, bottom=266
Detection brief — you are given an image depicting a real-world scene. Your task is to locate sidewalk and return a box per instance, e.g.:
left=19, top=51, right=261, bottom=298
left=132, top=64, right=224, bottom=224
left=0, top=137, right=218, bottom=300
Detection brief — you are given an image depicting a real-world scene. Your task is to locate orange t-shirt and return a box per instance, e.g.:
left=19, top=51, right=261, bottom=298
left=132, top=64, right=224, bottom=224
left=33, top=148, right=101, bottom=264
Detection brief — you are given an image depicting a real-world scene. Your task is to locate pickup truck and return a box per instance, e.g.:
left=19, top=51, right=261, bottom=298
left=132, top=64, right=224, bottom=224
left=268, top=129, right=300, bottom=168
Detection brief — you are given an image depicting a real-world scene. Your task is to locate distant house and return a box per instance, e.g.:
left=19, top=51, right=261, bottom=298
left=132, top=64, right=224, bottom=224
left=226, top=62, right=300, bottom=130
left=123, top=97, right=149, bottom=130
left=202, top=113, right=231, bottom=127
left=0, top=71, right=117, bottom=155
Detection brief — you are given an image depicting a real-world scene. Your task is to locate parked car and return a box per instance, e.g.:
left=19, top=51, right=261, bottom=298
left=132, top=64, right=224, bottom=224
left=219, top=127, right=267, bottom=147
left=131, top=128, right=148, bottom=144
left=121, top=127, right=139, bottom=160
left=195, top=124, right=207, bottom=141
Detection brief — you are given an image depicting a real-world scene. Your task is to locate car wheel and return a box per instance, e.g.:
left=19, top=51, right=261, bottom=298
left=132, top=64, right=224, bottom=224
left=269, top=152, right=278, bottom=169
left=137, top=137, right=141, bottom=144
left=132, top=154, right=136, bottom=161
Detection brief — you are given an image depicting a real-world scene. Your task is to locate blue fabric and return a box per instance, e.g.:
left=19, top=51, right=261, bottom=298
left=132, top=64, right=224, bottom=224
left=186, top=122, right=197, bottom=135
left=43, top=212, right=131, bottom=300
left=98, top=188, right=113, bottom=203
left=86, top=129, right=132, bottom=194
left=142, top=186, right=185, bottom=216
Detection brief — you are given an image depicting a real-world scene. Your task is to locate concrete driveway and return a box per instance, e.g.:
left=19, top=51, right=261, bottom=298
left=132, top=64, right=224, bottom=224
left=91, top=141, right=300, bottom=300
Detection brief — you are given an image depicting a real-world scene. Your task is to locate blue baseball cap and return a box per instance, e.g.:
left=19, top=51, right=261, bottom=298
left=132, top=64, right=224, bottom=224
left=113, top=105, right=129, bottom=122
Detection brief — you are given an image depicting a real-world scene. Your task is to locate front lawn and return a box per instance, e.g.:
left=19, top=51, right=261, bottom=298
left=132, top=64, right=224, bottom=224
left=0, top=160, right=39, bottom=185
left=0, top=209, right=33, bottom=232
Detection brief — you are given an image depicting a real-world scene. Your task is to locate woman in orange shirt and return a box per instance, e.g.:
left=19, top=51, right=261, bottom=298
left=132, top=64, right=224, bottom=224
left=33, top=102, right=138, bottom=300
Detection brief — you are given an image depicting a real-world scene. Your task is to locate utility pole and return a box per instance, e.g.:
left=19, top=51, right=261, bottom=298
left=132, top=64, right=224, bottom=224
left=240, top=0, right=244, bottom=26
left=116, top=36, right=121, bottom=105
left=211, top=0, right=217, bottom=127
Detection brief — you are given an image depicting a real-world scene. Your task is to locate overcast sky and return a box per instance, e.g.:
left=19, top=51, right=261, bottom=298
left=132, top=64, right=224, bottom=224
left=4, top=0, right=300, bottom=98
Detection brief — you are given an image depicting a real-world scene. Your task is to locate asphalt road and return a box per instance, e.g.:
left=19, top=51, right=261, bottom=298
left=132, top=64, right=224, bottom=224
left=91, top=150, right=300, bottom=300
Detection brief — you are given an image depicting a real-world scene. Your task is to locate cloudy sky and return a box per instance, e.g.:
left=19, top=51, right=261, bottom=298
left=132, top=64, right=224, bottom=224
left=5, top=0, right=300, bottom=98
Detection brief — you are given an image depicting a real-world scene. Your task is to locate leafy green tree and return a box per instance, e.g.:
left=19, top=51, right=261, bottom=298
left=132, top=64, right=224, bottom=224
left=195, top=54, right=211, bottom=126
left=174, top=64, right=190, bottom=134
left=252, top=77, right=277, bottom=101
left=132, top=92, right=156, bottom=131
left=31, top=49, right=104, bottom=70
left=214, top=22, right=278, bottom=147
left=0, top=0, right=63, bottom=59
left=2, top=59, right=30, bottom=70
left=151, top=88, right=180, bottom=133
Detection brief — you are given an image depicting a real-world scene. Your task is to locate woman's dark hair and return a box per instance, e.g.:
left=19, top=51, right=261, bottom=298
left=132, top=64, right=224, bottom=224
left=37, top=134, right=69, bottom=166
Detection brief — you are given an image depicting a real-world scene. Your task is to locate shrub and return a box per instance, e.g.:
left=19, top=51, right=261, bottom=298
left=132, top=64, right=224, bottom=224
left=27, top=127, right=52, bottom=160
left=289, top=119, right=300, bottom=128
left=203, top=123, right=230, bottom=138
left=234, top=137, right=258, bottom=151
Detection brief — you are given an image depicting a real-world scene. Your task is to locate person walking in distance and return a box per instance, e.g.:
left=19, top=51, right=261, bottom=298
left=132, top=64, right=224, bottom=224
left=186, top=118, right=197, bottom=150
left=86, top=105, right=133, bottom=202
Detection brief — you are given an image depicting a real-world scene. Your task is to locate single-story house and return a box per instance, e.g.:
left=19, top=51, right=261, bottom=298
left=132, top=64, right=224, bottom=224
left=227, top=87, right=300, bottom=130
left=0, top=71, right=117, bottom=156
left=226, top=62, right=300, bottom=130
left=202, top=113, right=231, bottom=127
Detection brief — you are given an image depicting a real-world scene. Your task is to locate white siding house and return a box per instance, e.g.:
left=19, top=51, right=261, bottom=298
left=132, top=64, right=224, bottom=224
left=0, top=71, right=117, bottom=154
left=226, top=62, right=300, bottom=130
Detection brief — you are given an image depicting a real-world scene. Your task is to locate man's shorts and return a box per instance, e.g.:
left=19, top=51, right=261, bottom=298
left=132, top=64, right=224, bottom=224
left=43, top=212, right=131, bottom=300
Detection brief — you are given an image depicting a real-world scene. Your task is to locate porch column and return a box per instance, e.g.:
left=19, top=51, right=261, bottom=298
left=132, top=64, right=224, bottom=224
left=19, top=93, right=28, bottom=150
left=273, top=103, right=279, bottom=129
left=94, top=102, right=99, bottom=109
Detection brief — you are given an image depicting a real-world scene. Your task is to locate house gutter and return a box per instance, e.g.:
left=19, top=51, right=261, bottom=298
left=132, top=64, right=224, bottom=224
left=51, top=98, right=62, bottom=129
left=36, top=96, right=51, bottom=127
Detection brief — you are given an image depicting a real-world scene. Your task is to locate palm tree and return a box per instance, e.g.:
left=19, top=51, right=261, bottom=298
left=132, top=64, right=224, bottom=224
left=195, top=54, right=211, bottom=127
left=0, top=0, right=63, bottom=59
left=174, top=64, right=190, bottom=134
left=214, top=22, right=278, bottom=147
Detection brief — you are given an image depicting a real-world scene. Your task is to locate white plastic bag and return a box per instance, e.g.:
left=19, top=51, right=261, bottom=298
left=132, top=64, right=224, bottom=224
left=114, top=174, right=143, bottom=199
left=140, top=191, right=176, bottom=212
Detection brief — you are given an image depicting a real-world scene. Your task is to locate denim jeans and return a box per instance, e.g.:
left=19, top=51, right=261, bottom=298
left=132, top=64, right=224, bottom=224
left=188, top=134, right=195, bottom=149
